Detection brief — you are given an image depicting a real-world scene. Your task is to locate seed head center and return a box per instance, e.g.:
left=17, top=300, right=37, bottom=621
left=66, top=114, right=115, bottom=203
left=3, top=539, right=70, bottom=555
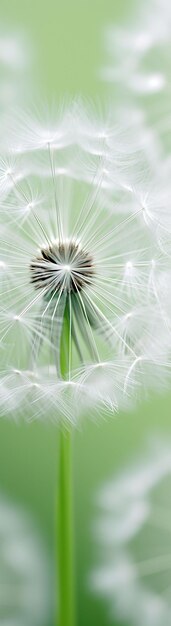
left=30, top=238, right=94, bottom=297
left=64, top=264, right=71, bottom=272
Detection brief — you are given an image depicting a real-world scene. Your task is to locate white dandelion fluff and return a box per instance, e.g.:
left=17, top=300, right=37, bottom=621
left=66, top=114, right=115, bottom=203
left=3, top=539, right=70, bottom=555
left=0, top=493, right=50, bottom=626
left=91, top=437, right=171, bottom=626
left=0, top=105, right=170, bottom=423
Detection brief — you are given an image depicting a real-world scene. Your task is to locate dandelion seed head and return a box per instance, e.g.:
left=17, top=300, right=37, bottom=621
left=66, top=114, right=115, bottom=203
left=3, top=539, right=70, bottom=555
left=30, top=238, right=94, bottom=295
left=0, top=104, right=171, bottom=422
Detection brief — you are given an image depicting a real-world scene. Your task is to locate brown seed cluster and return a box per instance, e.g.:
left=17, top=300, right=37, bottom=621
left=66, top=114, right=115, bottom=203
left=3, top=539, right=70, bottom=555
left=30, top=239, right=94, bottom=296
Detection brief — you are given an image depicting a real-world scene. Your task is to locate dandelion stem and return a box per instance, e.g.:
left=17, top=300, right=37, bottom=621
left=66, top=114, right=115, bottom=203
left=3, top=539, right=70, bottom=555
left=57, top=304, right=75, bottom=626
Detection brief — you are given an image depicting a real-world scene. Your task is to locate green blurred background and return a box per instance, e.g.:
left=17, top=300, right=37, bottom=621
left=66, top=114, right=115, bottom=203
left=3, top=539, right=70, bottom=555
left=0, top=1, right=171, bottom=625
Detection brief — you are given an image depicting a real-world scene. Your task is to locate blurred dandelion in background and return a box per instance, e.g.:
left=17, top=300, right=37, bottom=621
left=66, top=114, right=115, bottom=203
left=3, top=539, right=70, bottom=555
left=100, top=0, right=171, bottom=149
left=91, top=437, right=171, bottom=625
left=0, top=105, right=170, bottom=422
left=0, top=494, right=50, bottom=626
left=0, top=27, right=31, bottom=116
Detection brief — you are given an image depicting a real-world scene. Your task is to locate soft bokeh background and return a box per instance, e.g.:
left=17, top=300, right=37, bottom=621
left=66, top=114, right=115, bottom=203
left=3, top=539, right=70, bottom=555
left=0, top=1, right=171, bottom=625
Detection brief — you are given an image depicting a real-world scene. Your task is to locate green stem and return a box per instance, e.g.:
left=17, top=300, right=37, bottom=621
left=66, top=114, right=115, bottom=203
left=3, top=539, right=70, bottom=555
left=57, top=303, right=75, bottom=626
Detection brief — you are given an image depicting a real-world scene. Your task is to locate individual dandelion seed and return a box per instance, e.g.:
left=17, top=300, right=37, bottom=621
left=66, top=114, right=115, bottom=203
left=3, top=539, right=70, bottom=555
left=91, top=437, right=171, bottom=626
left=0, top=493, right=51, bottom=626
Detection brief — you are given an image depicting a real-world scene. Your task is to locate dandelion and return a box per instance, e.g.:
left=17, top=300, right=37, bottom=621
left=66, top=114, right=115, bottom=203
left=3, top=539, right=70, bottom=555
left=91, top=437, right=171, bottom=626
left=0, top=106, right=170, bottom=417
left=0, top=105, right=171, bottom=625
left=0, top=493, right=50, bottom=625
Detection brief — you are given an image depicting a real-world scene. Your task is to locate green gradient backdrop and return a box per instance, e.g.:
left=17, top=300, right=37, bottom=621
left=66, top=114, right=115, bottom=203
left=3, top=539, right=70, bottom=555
left=0, top=1, right=171, bottom=625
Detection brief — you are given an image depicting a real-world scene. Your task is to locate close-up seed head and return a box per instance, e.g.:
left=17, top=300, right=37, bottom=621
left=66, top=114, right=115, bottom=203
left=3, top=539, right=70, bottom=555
left=30, top=239, right=94, bottom=296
